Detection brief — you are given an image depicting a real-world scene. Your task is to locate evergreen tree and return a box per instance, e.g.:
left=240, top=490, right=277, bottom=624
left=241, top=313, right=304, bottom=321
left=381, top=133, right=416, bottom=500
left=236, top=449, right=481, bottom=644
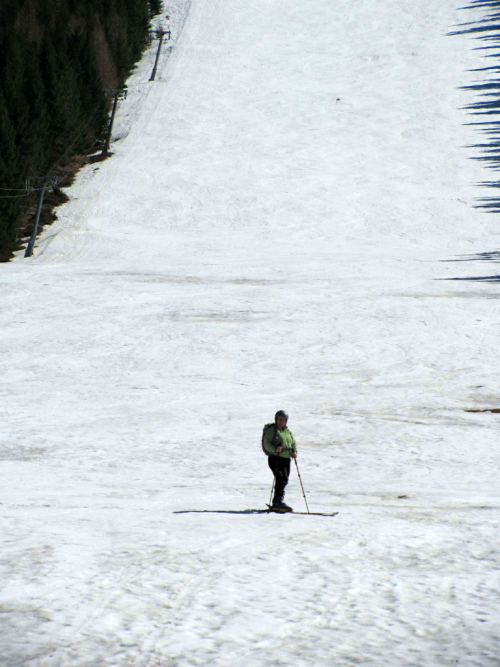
left=149, top=0, right=163, bottom=17
left=0, top=0, right=155, bottom=259
left=0, top=88, right=23, bottom=257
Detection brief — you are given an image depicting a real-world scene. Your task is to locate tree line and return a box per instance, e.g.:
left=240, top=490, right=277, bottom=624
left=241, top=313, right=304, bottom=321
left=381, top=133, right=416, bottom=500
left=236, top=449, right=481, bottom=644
left=0, top=0, right=163, bottom=260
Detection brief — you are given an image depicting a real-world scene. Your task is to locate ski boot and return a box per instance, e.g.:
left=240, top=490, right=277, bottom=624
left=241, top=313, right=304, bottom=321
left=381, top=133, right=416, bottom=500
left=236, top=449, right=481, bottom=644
left=272, top=496, right=293, bottom=512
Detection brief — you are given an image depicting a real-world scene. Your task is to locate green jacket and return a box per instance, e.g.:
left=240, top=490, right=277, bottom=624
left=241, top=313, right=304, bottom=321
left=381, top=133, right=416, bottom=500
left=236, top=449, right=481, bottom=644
left=263, top=424, right=297, bottom=458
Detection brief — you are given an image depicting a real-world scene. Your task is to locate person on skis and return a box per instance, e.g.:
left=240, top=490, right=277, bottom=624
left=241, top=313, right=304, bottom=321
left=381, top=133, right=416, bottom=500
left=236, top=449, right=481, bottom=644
left=263, top=410, right=298, bottom=512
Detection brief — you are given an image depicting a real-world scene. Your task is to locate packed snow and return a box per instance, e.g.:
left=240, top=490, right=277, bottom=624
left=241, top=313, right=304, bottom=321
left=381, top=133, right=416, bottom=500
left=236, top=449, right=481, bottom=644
left=1, top=0, right=499, bottom=665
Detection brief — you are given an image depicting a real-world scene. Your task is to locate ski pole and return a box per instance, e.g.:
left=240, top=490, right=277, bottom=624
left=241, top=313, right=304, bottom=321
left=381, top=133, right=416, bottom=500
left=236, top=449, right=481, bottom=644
left=269, top=476, right=275, bottom=507
left=294, top=458, right=310, bottom=514
left=268, top=449, right=279, bottom=507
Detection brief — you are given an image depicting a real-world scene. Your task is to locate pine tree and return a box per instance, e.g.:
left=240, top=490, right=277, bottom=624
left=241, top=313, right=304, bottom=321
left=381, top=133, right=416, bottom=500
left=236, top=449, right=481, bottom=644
left=149, top=0, right=163, bottom=18
left=0, top=85, right=25, bottom=258
left=0, top=0, right=155, bottom=259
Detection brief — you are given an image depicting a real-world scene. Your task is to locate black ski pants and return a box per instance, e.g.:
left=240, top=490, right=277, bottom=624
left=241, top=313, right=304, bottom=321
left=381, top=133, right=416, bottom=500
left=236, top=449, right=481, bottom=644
left=268, top=455, right=291, bottom=499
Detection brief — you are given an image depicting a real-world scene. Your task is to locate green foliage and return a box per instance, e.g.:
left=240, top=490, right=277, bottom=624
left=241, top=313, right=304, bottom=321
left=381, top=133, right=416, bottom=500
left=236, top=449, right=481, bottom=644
left=0, top=88, right=23, bottom=257
left=0, top=0, right=154, bottom=259
left=149, top=0, right=164, bottom=17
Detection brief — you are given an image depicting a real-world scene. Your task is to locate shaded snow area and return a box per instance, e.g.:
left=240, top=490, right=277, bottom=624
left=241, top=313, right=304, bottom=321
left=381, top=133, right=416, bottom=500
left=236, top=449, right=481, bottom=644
left=2, top=1, right=500, bottom=665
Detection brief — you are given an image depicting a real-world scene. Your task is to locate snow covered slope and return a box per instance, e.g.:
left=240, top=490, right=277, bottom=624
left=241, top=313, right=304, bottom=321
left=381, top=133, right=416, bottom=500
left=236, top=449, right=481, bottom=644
left=1, top=1, right=499, bottom=665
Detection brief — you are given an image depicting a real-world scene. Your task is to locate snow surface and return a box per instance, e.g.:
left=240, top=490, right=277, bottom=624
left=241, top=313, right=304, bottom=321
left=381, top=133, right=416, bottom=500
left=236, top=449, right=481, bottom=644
left=1, top=0, right=500, bottom=665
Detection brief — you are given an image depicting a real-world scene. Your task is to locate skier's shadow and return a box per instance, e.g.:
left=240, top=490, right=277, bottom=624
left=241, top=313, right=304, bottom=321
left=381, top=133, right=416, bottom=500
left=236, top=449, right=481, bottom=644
left=173, top=509, right=268, bottom=515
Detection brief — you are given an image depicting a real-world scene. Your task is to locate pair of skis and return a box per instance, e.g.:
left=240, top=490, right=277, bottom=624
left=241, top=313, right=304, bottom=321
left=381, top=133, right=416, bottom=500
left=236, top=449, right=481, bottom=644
left=266, top=504, right=338, bottom=518
left=267, top=459, right=337, bottom=517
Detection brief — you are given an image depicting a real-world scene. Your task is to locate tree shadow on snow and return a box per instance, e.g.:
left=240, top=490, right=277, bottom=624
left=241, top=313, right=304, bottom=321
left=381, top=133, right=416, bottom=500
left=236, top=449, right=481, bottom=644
left=439, top=249, right=500, bottom=281
left=443, top=274, right=500, bottom=281
left=450, top=1, right=500, bottom=210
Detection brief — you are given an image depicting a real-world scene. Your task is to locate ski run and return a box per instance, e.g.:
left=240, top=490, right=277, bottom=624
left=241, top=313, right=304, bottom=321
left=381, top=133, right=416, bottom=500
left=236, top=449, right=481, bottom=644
left=1, top=0, right=500, bottom=665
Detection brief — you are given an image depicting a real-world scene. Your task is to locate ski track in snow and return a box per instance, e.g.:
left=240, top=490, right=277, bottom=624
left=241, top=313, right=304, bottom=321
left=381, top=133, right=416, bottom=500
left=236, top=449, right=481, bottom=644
left=1, top=0, right=500, bottom=665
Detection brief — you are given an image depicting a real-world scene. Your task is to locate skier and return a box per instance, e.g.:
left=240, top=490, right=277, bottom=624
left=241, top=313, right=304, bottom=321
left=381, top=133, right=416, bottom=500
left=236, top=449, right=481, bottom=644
left=263, top=410, right=298, bottom=512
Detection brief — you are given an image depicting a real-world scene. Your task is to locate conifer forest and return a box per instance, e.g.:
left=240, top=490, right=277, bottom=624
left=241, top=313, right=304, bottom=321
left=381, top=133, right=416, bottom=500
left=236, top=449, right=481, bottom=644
left=0, top=0, right=162, bottom=260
